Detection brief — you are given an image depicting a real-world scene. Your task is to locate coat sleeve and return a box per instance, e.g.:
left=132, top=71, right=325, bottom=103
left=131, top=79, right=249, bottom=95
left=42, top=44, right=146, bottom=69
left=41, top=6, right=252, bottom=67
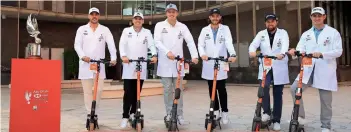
left=322, top=31, right=343, bottom=59
left=197, top=28, right=206, bottom=57
left=119, top=28, right=128, bottom=58
left=183, top=25, right=199, bottom=59
left=224, top=26, right=236, bottom=56
left=248, top=32, right=261, bottom=53
left=280, top=30, right=290, bottom=54
left=105, top=27, right=117, bottom=61
left=147, top=30, right=157, bottom=56
left=154, top=23, right=170, bottom=56
left=74, top=27, right=86, bottom=59
left=296, top=33, right=306, bottom=53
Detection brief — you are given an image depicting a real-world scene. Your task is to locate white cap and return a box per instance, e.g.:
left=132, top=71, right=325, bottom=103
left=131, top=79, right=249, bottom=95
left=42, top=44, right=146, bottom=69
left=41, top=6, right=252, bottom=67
left=166, top=3, right=178, bottom=11
left=311, top=7, right=325, bottom=15
left=133, top=12, right=144, bottom=19
left=89, top=7, right=100, bottom=14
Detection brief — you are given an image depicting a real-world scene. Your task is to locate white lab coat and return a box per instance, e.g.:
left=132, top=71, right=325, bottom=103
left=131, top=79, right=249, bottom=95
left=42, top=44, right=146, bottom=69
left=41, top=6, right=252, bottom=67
left=249, top=28, right=290, bottom=85
left=198, top=24, right=236, bottom=80
left=74, top=23, right=117, bottom=79
left=154, top=20, right=199, bottom=77
left=295, top=25, right=342, bottom=91
left=119, top=26, right=157, bottom=80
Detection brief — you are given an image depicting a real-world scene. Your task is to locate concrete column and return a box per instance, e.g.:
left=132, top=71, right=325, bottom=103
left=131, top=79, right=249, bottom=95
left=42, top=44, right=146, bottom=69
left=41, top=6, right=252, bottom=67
left=52, top=1, right=65, bottom=13
left=298, top=1, right=302, bottom=37
left=273, top=0, right=276, bottom=14
left=252, top=1, right=256, bottom=36
left=339, top=2, right=345, bottom=65
left=236, top=3, right=240, bottom=67
left=327, top=1, right=331, bottom=25
left=346, top=17, right=350, bottom=65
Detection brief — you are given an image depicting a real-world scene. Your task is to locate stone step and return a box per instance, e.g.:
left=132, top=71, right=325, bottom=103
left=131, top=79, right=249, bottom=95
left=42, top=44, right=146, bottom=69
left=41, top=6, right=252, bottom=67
left=61, top=79, right=113, bottom=89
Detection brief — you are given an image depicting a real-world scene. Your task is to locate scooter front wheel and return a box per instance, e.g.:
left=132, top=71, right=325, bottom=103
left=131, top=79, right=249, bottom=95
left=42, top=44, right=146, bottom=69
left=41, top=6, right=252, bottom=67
left=252, top=121, right=261, bottom=132
left=89, top=122, right=95, bottom=131
left=289, top=124, right=298, bottom=132
left=168, top=122, right=177, bottom=132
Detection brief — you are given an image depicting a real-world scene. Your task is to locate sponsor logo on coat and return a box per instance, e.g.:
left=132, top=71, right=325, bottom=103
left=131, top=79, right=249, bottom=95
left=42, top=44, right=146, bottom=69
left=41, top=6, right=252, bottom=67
left=178, top=31, right=183, bottom=39
left=128, top=32, right=132, bottom=38
left=306, top=35, right=311, bottom=41
left=162, top=28, right=168, bottom=33
left=83, top=30, right=88, bottom=35
left=143, top=36, right=148, bottom=45
left=277, top=39, right=282, bottom=47
left=324, top=37, right=330, bottom=46
left=205, top=34, right=211, bottom=40
left=98, top=34, right=104, bottom=42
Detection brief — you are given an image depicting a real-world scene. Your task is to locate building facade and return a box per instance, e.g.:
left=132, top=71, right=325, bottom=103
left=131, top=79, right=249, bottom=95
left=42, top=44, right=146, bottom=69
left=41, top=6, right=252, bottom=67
left=1, top=1, right=351, bottom=84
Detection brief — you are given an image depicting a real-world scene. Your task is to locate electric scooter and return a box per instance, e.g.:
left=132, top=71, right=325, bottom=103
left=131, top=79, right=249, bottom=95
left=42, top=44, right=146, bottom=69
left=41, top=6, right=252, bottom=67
left=128, top=57, right=150, bottom=132
left=251, top=53, right=277, bottom=132
left=288, top=51, right=323, bottom=132
left=204, top=56, right=230, bottom=132
left=164, top=55, right=192, bottom=132
left=86, top=59, right=111, bottom=131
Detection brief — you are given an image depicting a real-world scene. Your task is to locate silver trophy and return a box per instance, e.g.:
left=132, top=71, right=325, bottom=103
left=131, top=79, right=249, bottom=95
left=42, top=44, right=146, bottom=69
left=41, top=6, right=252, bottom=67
left=26, top=14, right=42, bottom=59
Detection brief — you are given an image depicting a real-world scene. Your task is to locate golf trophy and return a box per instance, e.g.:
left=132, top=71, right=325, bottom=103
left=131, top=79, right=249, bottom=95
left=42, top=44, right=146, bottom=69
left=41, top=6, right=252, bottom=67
left=26, top=14, right=42, bottom=59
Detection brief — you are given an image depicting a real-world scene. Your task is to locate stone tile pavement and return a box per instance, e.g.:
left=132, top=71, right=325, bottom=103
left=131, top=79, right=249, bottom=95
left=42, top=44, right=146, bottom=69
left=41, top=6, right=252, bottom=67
left=1, top=80, right=351, bottom=132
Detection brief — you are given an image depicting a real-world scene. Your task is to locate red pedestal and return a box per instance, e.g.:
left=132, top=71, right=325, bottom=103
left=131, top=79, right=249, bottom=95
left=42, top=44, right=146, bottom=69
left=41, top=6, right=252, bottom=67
left=10, top=59, right=61, bottom=132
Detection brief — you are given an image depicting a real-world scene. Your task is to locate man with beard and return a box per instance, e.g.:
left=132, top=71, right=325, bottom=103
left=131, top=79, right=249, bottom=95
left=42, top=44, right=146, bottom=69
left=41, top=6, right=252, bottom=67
left=288, top=7, right=342, bottom=132
left=248, top=14, right=290, bottom=130
left=118, top=12, right=157, bottom=129
left=74, top=7, right=117, bottom=127
left=197, top=8, right=237, bottom=125
left=154, top=3, right=199, bottom=125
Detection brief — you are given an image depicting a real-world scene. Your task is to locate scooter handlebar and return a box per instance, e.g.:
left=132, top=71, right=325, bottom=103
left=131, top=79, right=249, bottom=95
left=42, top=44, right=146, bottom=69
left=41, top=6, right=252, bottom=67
left=128, top=57, right=151, bottom=63
left=207, top=56, right=228, bottom=62
left=89, top=59, right=111, bottom=64
left=174, top=55, right=192, bottom=64
left=285, top=51, right=323, bottom=58
left=255, top=53, right=277, bottom=59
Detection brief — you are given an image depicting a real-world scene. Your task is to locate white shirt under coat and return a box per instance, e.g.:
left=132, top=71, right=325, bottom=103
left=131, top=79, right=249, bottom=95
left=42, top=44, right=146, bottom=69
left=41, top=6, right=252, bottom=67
left=198, top=24, right=236, bottom=80
left=119, top=26, right=157, bottom=80
left=74, top=23, right=117, bottom=79
left=249, top=28, right=290, bottom=85
left=154, top=20, right=199, bottom=77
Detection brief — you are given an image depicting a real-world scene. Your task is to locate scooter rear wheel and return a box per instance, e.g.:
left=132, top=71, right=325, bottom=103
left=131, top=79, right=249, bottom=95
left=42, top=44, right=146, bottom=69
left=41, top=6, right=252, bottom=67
left=137, top=123, right=142, bottom=132
left=252, top=121, right=261, bottom=132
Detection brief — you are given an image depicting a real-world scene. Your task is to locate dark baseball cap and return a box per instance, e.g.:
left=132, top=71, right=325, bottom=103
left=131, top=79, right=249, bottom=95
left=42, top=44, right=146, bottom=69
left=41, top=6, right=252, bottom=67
left=265, top=14, right=278, bottom=21
left=209, top=8, right=221, bottom=15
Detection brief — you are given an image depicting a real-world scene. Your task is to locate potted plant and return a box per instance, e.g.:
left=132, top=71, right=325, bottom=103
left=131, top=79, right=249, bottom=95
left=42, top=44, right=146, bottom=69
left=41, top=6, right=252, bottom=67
left=63, top=49, right=79, bottom=80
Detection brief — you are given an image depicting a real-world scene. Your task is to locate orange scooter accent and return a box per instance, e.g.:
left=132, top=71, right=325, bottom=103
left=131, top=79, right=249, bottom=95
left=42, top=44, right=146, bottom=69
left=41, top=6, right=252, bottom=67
left=288, top=51, right=322, bottom=132
left=128, top=57, right=150, bottom=132
left=165, top=55, right=192, bottom=132
left=204, top=56, right=230, bottom=132
left=86, top=59, right=111, bottom=131
left=251, top=53, right=277, bottom=132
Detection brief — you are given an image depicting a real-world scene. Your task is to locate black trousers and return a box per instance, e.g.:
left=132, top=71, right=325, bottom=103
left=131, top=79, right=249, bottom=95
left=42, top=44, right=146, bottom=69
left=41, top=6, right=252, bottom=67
left=122, top=79, right=144, bottom=118
left=207, top=80, right=228, bottom=112
left=259, top=70, right=284, bottom=123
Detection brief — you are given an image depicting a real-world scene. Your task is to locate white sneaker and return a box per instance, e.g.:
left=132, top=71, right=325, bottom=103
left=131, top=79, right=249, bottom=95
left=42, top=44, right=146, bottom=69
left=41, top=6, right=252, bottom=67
left=273, top=122, right=281, bottom=131
left=322, top=128, right=331, bottom=132
left=120, top=118, right=129, bottom=129
left=298, top=117, right=306, bottom=125
left=177, top=115, right=190, bottom=125
left=165, top=114, right=171, bottom=121
left=262, top=114, right=270, bottom=122
left=221, top=112, right=229, bottom=124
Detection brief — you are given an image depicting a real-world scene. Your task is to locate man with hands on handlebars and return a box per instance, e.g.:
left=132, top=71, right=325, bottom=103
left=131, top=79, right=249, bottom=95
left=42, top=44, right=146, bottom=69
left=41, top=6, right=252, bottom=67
left=74, top=7, right=117, bottom=117
left=287, top=7, right=343, bottom=132
left=198, top=8, right=236, bottom=125
left=248, top=14, right=290, bottom=131
left=118, top=12, right=157, bottom=129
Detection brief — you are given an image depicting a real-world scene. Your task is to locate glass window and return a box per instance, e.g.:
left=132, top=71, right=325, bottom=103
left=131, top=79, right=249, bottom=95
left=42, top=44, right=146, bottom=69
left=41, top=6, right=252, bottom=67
left=154, top=1, right=166, bottom=15
left=122, top=1, right=134, bottom=15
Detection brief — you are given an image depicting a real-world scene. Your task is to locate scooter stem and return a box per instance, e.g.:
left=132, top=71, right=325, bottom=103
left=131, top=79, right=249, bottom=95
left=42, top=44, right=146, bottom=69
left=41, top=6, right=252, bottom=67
left=93, top=64, right=100, bottom=101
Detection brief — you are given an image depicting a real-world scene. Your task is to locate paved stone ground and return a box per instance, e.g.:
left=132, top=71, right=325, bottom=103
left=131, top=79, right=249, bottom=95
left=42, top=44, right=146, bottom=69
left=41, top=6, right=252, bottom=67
left=1, top=81, right=351, bottom=132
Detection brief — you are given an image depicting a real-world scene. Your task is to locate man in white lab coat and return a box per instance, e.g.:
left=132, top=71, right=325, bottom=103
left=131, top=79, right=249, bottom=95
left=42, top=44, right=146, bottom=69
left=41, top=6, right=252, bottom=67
left=288, top=7, right=343, bottom=132
left=248, top=14, right=290, bottom=130
left=74, top=7, right=117, bottom=120
left=154, top=3, right=199, bottom=125
left=118, top=12, right=158, bottom=129
left=198, top=8, right=237, bottom=125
